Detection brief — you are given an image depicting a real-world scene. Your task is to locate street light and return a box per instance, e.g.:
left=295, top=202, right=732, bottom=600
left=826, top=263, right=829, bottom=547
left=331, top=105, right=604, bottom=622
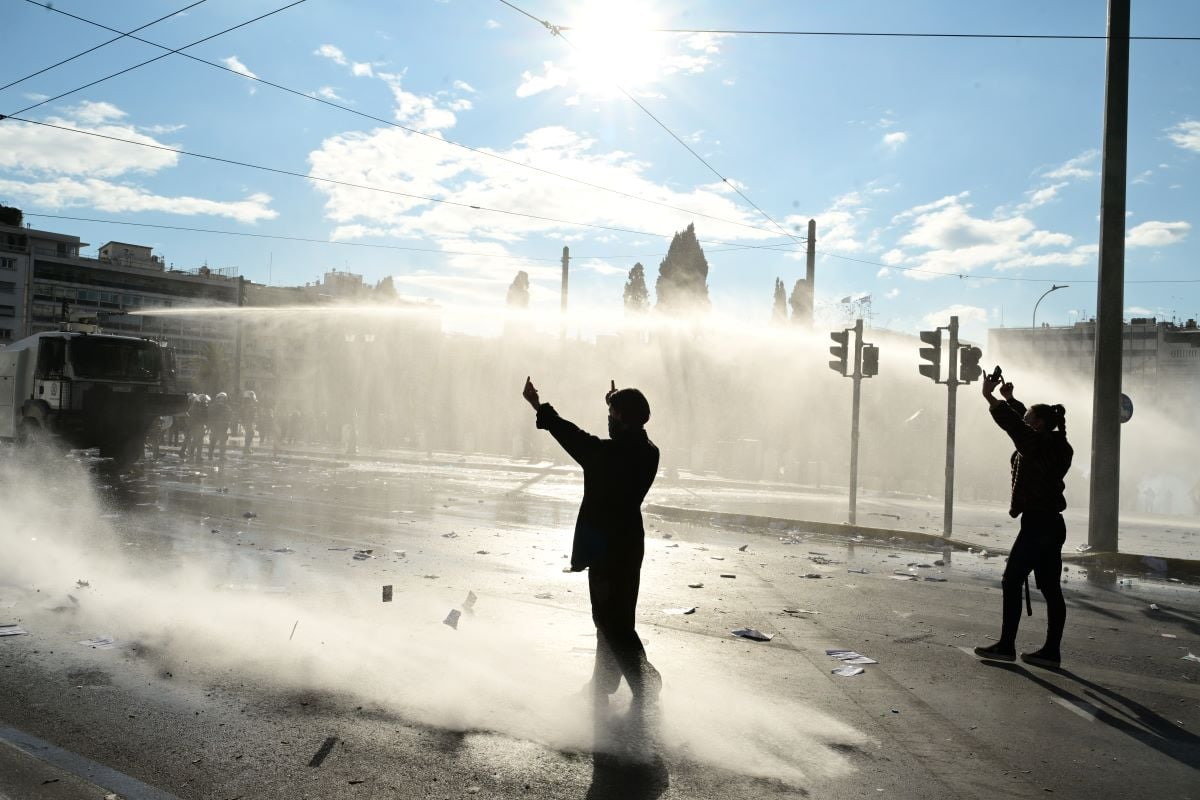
left=1032, top=284, right=1069, bottom=329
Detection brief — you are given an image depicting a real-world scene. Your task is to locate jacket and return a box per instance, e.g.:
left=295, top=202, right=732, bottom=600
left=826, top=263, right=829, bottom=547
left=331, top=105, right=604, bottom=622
left=989, top=398, right=1073, bottom=518
left=536, top=403, right=660, bottom=571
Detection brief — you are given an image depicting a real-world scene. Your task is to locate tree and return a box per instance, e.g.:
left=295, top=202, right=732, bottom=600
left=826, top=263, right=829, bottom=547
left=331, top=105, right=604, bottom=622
left=506, top=271, right=530, bottom=308
left=374, top=275, right=397, bottom=300
left=771, top=277, right=788, bottom=325
left=623, top=263, right=649, bottom=313
left=655, top=223, right=711, bottom=315
left=789, top=278, right=813, bottom=325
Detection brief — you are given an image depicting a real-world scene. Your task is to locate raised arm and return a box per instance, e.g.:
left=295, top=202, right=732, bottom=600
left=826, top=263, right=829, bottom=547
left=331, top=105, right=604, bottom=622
left=984, top=379, right=1038, bottom=455
left=523, top=377, right=603, bottom=467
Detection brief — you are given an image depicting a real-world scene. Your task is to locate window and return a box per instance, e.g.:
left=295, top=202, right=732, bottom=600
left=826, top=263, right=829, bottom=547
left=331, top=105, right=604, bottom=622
left=69, top=337, right=162, bottom=381
left=0, top=305, right=14, bottom=318
left=0, top=257, right=15, bottom=270
left=0, top=281, right=14, bottom=294
left=0, top=329, right=12, bottom=341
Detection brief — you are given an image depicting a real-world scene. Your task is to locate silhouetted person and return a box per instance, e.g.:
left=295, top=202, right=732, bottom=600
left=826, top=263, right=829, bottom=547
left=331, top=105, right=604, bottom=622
left=208, top=392, right=232, bottom=460
left=523, top=377, right=662, bottom=709
left=975, top=374, right=1073, bottom=668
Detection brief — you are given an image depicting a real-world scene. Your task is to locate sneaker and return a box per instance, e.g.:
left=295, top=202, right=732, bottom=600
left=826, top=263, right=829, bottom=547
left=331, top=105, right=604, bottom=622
left=973, top=643, right=1016, bottom=661
left=1020, top=649, right=1061, bottom=669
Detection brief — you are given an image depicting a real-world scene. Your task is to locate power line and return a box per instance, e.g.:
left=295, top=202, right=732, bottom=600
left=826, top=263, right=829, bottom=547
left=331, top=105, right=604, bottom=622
left=4, top=115, right=796, bottom=250
left=499, top=0, right=805, bottom=248
left=4, top=0, right=310, bottom=119
left=554, top=25, right=1200, bottom=42
left=1, top=0, right=208, bottom=93
left=22, top=2, right=792, bottom=243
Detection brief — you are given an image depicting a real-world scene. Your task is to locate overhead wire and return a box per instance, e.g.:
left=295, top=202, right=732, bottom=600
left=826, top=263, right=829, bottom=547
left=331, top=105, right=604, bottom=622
left=553, top=26, right=1200, bottom=42
left=3, top=0, right=311, bottom=119
left=17, top=0, right=795, bottom=243
left=0, top=0, right=208, bottom=93
left=498, top=0, right=807, bottom=248
left=4, top=115, right=796, bottom=250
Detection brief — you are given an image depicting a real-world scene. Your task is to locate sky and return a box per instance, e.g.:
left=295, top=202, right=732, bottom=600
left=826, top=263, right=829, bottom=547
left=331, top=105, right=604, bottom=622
left=1, top=0, right=1199, bottom=342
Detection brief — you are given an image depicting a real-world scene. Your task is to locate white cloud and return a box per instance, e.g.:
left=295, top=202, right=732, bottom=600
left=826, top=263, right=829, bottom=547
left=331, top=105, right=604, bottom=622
left=315, top=86, right=347, bottom=102
left=315, top=44, right=347, bottom=65
left=1132, top=169, right=1153, bottom=184
left=886, top=288, right=900, bottom=299
left=722, top=78, right=736, bottom=86
left=351, top=62, right=375, bottom=78
left=222, top=55, right=257, bottom=79
left=516, top=61, right=570, bottom=98
left=882, top=131, right=908, bottom=151
left=1125, top=306, right=1153, bottom=315
left=0, top=109, right=177, bottom=177
left=685, top=33, right=727, bottom=54
left=67, top=100, right=126, bottom=125
left=141, top=123, right=186, bottom=135
left=453, top=80, right=477, bottom=93
left=1126, top=220, right=1190, bottom=248
left=375, top=71, right=461, bottom=130
left=923, top=304, right=988, bottom=327
left=1044, top=149, right=1099, bottom=180
left=1023, top=182, right=1068, bottom=209
left=485, top=19, right=500, bottom=29
left=1167, top=120, right=1200, bottom=153
left=0, top=177, right=276, bottom=223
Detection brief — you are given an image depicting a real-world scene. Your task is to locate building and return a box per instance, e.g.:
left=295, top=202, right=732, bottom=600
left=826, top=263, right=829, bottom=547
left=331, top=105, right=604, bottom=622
left=989, top=317, right=1200, bottom=397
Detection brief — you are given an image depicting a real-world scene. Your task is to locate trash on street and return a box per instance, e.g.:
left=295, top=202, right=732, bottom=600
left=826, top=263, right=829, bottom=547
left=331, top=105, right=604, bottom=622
left=826, top=649, right=878, bottom=665
left=720, top=573, right=737, bottom=579
left=0, top=625, right=28, bottom=637
left=847, top=568, right=869, bottom=574
left=382, top=585, right=393, bottom=603
left=79, top=635, right=116, bottom=649
left=731, top=628, right=773, bottom=642
left=663, top=607, right=697, bottom=615
left=688, top=582, right=704, bottom=588
left=444, top=609, right=461, bottom=629
left=831, top=665, right=865, bottom=677
left=463, top=590, right=478, bottom=612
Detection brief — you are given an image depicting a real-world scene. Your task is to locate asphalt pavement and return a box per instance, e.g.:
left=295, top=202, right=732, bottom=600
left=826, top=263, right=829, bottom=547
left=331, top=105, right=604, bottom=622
left=0, top=448, right=1197, bottom=799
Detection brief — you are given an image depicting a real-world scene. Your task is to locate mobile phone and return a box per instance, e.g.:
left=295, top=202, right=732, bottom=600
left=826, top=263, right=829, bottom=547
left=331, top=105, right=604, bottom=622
left=988, top=365, right=1003, bottom=383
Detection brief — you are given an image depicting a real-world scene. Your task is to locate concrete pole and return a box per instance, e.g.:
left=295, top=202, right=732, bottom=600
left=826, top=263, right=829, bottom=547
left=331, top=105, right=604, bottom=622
left=805, top=219, right=816, bottom=326
left=233, top=275, right=245, bottom=401
left=1088, top=0, right=1130, bottom=553
left=848, top=318, right=863, bottom=525
left=944, top=315, right=959, bottom=538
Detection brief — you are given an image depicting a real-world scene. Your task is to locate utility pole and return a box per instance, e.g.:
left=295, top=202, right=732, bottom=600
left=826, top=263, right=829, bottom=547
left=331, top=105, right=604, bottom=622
left=943, top=315, right=960, bottom=538
left=233, top=275, right=245, bottom=401
left=560, top=245, right=569, bottom=339
left=805, top=219, right=816, bottom=326
left=1089, top=0, right=1130, bottom=553
left=848, top=318, right=864, bottom=524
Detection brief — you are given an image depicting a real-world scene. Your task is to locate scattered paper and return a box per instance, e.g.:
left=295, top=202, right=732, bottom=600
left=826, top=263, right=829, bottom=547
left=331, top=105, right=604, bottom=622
left=1150, top=603, right=1160, bottom=611
left=79, top=636, right=116, bottom=650
left=1182, top=652, right=1200, bottom=663
left=720, top=574, right=737, bottom=579
left=803, top=573, right=824, bottom=579
left=663, top=607, right=697, bottom=615
left=382, top=585, right=393, bottom=603
left=890, top=575, right=918, bottom=581
left=463, top=591, right=478, bottom=612
left=443, top=609, right=461, bottom=630
left=711, top=556, right=725, bottom=561
left=831, top=665, right=864, bottom=677
left=738, top=545, right=749, bottom=552
left=352, top=550, right=373, bottom=561
left=535, top=592, right=553, bottom=600
left=784, top=608, right=818, bottom=615
left=442, top=532, right=459, bottom=539
left=826, top=649, right=878, bottom=665
left=1161, top=633, right=1177, bottom=639
left=1075, top=543, right=1093, bottom=553
left=731, top=628, right=773, bottom=642
left=924, top=576, right=948, bottom=582
left=0, top=625, right=28, bottom=637
left=847, top=568, right=869, bottom=574
left=243, top=512, right=257, bottom=519
left=688, top=582, right=704, bottom=588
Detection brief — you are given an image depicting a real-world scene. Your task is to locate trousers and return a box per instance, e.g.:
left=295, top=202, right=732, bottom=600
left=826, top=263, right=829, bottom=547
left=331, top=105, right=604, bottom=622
left=588, top=563, right=655, bottom=695
left=1001, top=511, right=1067, bottom=652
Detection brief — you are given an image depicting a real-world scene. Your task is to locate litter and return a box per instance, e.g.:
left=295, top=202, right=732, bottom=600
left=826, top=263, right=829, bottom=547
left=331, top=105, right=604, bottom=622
left=803, top=573, right=824, bottom=579
left=382, top=585, right=393, bottom=603
left=663, top=607, right=697, bottom=615
left=79, top=636, right=116, bottom=650
left=442, top=532, right=459, bottom=539
left=0, top=625, right=28, bottom=637
left=289, top=621, right=299, bottom=640
left=352, top=550, right=373, bottom=561
left=1162, top=633, right=1177, bottom=639
left=475, top=550, right=490, bottom=555
left=463, top=591, right=478, bottom=612
left=76, top=580, right=90, bottom=588
left=831, top=665, right=865, bottom=677
left=711, top=556, right=725, bottom=561
left=890, top=575, right=918, bottom=581
left=1150, top=603, right=1160, bottom=611
left=784, top=608, right=818, bottom=615
left=1182, top=653, right=1200, bottom=663
left=826, top=649, right=878, bottom=665
left=422, top=575, right=439, bottom=580
left=535, top=592, right=554, bottom=600
left=272, top=547, right=294, bottom=554
left=934, top=559, right=946, bottom=566
left=847, top=568, right=869, bottom=574
left=738, top=545, right=749, bottom=552
left=393, top=550, right=406, bottom=557
left=924, top=576, right=948, bottom=582
left=688, top=582, right=704, bottom=588
left=243, top=512, right=257, bottom=519
left=731, top=628, right=773, bottom=642
left=443, top=609, right=461, bottom=630
left=1075, top=543, right=1093, bottom=553
left=720, top=574, right=737, bottom=579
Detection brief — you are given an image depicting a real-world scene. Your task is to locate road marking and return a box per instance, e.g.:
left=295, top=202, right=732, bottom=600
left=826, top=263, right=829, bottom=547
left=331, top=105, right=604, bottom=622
left=0, top=725, right=179, bottom=800
left=1051, top=697, right=1097, bottom=723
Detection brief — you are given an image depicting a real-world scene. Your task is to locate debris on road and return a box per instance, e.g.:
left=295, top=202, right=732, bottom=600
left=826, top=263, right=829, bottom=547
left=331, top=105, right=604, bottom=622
left=1183, top=653, right=1200, bottom=663
left=783, top=608, right=818, bottom=615
left=1075, top=543, right=1093, bottom=553
left=890, top=575, right=918, bottom=581
left=711, top=556, right=725, bottom=561
left=803, top=573, right=825, bottom=579
left=444, top=609, right=461, bottom=630
left=463, top=591, right=478, bottom=613
left=831, top=665, right=865, bottom=677
left=1162, top=633, right=1177, bottom=638
left=847, top=568, right=869, bottom=574
left=738, top=544, right=749, bottom=552
left=826, top=649, right=878, bottom=665
left=731, top=628, right=773, bottom=642
left=272, top=547, right=294, bottom=554
left=663, top=607, right=697, bottom=615
left=352, top=550, right=373, bottom=561
left=534, top=592, right=553, bottom=600
left=79, top=636, right=116, bottom=650
left=688, top=582, right=704, bottom=588
left=76, top=580, right=90, bottom=588
left=289, top=621, right=299, bottom=641
left=475, top=550, right=490, bottom=555
left=442, top=532, right=459, bottom=539
left=924, top=576, right=948, bottom=582
left=0, top=625, right=28, bottom=637
left=242, top=512, right=257, bottom=519
left=382, top=585, right=393, bottom=603
left=720, top=574, right=737, bottom=579
left=1150, top=603, right=1160, bottom=611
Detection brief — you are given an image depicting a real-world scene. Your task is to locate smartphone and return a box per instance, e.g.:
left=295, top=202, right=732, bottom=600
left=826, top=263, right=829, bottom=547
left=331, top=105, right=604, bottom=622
left=988, top=365, right=1003, bottom=383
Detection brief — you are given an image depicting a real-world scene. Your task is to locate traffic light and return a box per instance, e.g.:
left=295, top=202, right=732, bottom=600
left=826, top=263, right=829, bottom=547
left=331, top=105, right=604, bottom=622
left=918, top=329, right=942, bottom=382
left=861, top=344, right=879, bottom=377
left=959, top=345, right=983, bottom=383
left=829, top=329, right=849, bottom=375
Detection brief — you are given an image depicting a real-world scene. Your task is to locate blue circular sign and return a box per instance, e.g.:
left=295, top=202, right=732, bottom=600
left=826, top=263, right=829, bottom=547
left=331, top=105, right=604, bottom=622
left=1119, top=393, right=1133, bottom=424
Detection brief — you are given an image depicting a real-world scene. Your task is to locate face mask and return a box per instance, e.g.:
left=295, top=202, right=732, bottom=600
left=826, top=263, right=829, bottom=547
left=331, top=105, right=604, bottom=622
left=608, top=418, right=622, bottom=438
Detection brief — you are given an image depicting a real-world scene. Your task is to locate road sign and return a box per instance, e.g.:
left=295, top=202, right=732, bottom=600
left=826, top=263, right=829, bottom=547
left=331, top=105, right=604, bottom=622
left=1119, top=393, right=1133, bottom=423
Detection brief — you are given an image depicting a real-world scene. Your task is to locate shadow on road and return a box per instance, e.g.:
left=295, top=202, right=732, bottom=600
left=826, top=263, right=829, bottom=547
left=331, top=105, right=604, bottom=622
left=586, top=703, right=669, bottom=800
left=982, top=661, right=1200, bottom=770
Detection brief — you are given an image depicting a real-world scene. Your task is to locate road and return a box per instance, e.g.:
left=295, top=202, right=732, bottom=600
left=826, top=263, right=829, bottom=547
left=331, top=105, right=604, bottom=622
left=0, top=447, right=1197, bottom=799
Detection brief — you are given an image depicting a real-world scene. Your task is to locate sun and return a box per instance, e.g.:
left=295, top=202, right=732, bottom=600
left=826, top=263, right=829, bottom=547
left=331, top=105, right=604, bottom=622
left=562, top=0, right=667, bottom=96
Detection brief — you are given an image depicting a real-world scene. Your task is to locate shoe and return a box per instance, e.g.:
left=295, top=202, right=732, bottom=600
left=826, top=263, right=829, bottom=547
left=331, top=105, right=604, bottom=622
left=973, top=643, right=1016, bottom=661
left=1020, top=649, right=1061, bottom=669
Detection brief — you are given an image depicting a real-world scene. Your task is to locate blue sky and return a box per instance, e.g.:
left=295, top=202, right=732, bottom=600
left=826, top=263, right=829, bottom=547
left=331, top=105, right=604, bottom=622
left=1, top=0, right=1198, bottom=341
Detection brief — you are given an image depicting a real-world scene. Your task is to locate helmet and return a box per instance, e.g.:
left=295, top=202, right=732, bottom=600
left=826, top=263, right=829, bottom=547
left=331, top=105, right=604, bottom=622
left=243, top=390, right=257, bottom=402
left=215, top=392, right=228, bottom=401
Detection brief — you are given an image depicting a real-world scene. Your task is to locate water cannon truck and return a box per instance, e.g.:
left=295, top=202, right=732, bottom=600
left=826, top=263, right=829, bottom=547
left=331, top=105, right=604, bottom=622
left=0, top=324, right=187, bottom=469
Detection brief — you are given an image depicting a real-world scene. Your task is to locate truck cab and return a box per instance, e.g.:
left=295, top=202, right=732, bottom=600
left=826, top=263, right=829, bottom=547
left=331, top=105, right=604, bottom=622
left=0, top=327, right=187, bottom=468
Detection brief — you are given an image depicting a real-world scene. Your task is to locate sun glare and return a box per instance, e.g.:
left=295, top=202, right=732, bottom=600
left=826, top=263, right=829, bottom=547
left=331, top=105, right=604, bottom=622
left=564, top=1, right=667, bottom=96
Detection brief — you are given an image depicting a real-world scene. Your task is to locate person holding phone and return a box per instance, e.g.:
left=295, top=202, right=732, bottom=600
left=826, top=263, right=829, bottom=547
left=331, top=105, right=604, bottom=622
left=522, top=377, right=662, bottom=708
left=975, top=370, right=1074, bottom=668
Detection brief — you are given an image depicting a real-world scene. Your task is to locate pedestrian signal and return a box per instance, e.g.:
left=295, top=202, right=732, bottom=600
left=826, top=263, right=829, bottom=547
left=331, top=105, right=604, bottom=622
left=959, top=345, right=983, bottom=383
left=829, top=330, right=850, bottom=376
left=918, top=329, right=942, bottom=383
left=861, top=344, right=879, bottom=377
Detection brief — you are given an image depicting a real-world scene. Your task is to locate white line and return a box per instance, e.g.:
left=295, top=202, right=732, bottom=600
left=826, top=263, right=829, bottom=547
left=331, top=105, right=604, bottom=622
left=1051, top=696, right=1097, bottom=723
left=0, top=726, right=179, bottom=800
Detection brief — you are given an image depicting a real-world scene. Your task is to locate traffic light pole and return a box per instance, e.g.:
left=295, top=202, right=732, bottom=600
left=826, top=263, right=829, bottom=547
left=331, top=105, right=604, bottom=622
left=849, top=318, right=864, bottom=525
left=943, top=315, right=960, bottom=538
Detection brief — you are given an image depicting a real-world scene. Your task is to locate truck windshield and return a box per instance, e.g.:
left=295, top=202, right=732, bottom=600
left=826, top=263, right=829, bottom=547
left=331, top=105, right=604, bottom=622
left=68, top=338, right=162, bottom=382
